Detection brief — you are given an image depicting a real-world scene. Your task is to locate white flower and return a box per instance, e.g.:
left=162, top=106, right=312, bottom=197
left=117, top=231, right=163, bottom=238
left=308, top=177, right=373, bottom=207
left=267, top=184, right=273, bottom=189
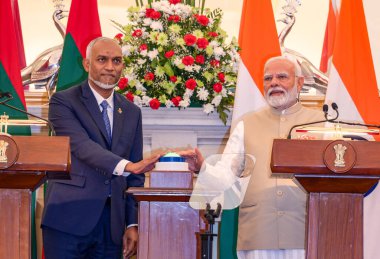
left=137, top=59, right=146, bottom=65
left=184, top=66, right=194, bottom=72
left=221, top=88, right=228, bottom=97
left=150, top=21, right=163, bottom=31
left=203, top=103, right=214, bottom=114
left=184, top=89, right=194, bottom=98
left=173, top=57, right=182, bottom=66
left=135, top=81, right=146, bottom=92
left=209, top=41, right=219, bottom=48
left=133, top=96, right=142, bottom=106
left=193, top=65, right=201, bottom=72
left=148, top=49, right=159, bottom=60
left=142, top=96, right=151, bottom=106
left=143, top=18, right=152, bottom=26
left=122, top=45, right=133, bottom=56
left=197, top=87, right=209, bottom=101
left=140, top=50, right=148, bottom=57
left=211, top=95, right=222, bottom=107
left=165, top=100, right=173, bottom=108
left=213, top=47, right=225, bottom=58
left=179, top=98, right=190, bottom=108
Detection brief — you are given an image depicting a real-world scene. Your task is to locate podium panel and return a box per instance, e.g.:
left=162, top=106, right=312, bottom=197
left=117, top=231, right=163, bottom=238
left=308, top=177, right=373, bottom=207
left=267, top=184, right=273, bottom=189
left=0, top=136, right=70, bottom=259
left=128, top=170, right=206, bottom=259
left=271, top=139, right=380, bottom=259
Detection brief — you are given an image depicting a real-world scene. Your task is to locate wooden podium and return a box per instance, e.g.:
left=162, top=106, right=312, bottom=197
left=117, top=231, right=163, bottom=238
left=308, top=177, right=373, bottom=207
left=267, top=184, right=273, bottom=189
left=0, top=135, right=70, bottom=259
left=128, top=170, right=206, bottom=259
left=271, top=139, right=380, bottom=259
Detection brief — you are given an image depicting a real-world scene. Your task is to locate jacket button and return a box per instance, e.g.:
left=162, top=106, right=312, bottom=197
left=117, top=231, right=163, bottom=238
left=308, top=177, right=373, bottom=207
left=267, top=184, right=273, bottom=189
left=104, top=180, right=110, bottom=185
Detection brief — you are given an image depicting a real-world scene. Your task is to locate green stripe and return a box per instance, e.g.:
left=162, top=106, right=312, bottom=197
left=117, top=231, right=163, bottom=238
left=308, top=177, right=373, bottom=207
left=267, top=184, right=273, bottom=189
left=56, top=33, right=88, bottom=91
left=219, top=208, right=239, bottom=259
left=0, top=62, right=31, bottom=135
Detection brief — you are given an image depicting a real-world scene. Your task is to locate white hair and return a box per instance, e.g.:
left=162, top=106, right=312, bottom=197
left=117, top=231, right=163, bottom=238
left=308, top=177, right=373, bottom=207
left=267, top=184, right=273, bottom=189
left=264, top=55, right=303, bottom=77
left=85, top=37, right=118, bottom=59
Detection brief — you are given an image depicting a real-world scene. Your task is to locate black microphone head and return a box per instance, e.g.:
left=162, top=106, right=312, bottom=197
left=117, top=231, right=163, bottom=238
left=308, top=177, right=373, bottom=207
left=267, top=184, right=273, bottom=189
left=322, top=104, right=329, bottom=113
left=332, top=102, right=338, bottom=110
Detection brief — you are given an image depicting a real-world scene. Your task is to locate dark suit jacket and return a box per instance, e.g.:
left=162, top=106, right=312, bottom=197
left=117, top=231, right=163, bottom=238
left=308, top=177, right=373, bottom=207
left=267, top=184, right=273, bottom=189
left=41, top=82, right=144, bottom=245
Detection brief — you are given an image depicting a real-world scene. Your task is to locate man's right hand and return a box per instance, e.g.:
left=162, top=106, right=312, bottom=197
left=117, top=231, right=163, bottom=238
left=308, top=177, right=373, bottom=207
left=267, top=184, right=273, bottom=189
left=125, top=154, right=160, bottom=174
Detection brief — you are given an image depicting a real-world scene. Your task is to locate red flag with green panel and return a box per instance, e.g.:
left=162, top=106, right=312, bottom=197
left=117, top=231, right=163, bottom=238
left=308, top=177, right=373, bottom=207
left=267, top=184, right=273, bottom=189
left=56, top=0, right=102, bottom=91
left=0, top=0, right=30, bottom=135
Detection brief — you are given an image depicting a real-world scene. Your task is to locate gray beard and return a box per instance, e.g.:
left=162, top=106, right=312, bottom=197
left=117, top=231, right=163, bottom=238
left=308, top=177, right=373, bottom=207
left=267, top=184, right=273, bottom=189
left=265, top=85, right=298, bottom=109
left=89, top=76, right=117, bottom=90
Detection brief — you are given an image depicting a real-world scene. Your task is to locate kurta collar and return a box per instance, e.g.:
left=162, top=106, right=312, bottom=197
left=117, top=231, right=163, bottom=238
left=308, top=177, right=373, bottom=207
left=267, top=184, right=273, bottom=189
left=270, top=102, right=302, bottom=116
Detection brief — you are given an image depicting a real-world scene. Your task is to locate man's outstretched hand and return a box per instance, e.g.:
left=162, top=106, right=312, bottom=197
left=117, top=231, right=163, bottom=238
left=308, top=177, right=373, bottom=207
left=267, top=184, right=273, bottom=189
left=125, top=154, right=161, bottom=174
left=177, top=148, right=204, bottom=172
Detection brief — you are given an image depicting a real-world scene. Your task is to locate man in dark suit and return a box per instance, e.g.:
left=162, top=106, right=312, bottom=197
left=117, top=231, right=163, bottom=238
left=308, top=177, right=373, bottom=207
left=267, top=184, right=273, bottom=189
left=42, top=37, right=159, bottom=259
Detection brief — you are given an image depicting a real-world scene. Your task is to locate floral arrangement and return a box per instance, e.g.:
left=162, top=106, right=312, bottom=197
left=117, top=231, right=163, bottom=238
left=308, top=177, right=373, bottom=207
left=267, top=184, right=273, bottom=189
left=114, top=0, right=240, bottom=124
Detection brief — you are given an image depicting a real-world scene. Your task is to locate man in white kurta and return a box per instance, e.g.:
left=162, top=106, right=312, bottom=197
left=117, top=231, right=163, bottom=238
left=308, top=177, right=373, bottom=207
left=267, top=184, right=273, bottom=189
left=183, top=56, right=324, bottom=259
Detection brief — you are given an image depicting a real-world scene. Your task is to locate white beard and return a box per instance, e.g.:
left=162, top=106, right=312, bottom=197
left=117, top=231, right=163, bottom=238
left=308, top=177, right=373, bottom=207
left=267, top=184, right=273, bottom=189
left=265, top=84, right=298, bottom=109
left=89, top=76, right=117, bottom=90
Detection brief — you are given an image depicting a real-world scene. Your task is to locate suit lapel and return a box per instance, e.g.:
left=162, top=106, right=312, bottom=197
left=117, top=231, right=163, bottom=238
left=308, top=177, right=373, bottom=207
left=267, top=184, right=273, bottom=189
left=111, top=94, right=126, bottom=151
left=80, top=82, right=110, bottom=146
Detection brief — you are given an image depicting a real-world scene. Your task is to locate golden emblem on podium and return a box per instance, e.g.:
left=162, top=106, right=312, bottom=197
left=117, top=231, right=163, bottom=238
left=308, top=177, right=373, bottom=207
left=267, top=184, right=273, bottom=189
left=333, top=143, right=347, bottom=167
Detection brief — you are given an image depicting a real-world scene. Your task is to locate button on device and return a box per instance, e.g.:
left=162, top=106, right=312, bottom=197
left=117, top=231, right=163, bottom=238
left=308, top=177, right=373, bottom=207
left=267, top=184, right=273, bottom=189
left=277, top=190, right=283, bottom=196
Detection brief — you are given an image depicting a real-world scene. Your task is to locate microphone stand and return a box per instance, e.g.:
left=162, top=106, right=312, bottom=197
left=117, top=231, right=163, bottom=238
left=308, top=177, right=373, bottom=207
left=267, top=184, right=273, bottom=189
left=0, top=95, right=55, bottom=135
left=200, top=203, right=221, bottom=259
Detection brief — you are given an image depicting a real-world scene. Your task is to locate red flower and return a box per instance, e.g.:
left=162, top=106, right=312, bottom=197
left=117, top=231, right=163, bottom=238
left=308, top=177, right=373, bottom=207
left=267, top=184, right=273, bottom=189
left=208, top=31, right=218, bottom=38
left=144, top=72, right=155, bottom=81
left=218, top=72, right=225, bottom=83
left=125, top=92, right=134, bottom=102
left=168, top=15, right=181, bottom=23
left=132, top=29, right=143, bottom=37
left=171, top=96, right=182, bottom=106
left=184, top=34, right=197, bottom=46
left=114, top=33, right=123, bottom=41
left=170, top=76, right=177, bottom=83
left=165, top=50, right=175, bottom=58
left=195, top=55, right=205, bottom=64
left=118, top=77, right=128, bottom=90
left=150, top=11, right=161, bottom=20
left=185, top=79, right=197, bottom=90
left=145, top=8, right=155, bottom=18
left=139, top=44, right=148, bottom=52
left=210, top=59, right=220, bottom=67
left=182, top=56, right=194, bottom=66
left=149, top=98, right=161, bottom=110
left=213, top=82, right=223, bottom=93
left=196, top=38, right=209, bottom=49
left=196, top=15, right=209, bottom=26
left=169, top=0, right=181, bottom=4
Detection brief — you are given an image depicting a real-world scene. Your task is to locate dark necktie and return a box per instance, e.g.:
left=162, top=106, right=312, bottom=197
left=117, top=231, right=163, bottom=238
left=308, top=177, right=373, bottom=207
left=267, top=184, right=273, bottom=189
left=100, top=100, right=112, bottom=144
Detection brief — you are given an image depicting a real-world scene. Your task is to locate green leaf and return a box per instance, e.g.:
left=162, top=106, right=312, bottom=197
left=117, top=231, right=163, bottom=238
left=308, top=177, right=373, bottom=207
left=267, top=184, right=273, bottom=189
left=163, top=62, right=174, bottom=76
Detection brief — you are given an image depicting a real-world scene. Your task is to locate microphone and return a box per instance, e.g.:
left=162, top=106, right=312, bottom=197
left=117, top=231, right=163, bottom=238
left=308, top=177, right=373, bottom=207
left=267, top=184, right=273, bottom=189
left=0, top=92, right=56, bottom=135
left=322, top=104, right=329, bottom=120
left=286, top=104, right=339, bottom=139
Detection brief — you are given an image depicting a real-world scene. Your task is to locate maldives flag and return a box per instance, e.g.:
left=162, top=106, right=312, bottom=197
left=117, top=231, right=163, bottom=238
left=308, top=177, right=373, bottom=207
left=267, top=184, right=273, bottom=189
left=0, top=0, right=30, bottom=135
left=56, top=0, right=102, bottom=91
left=323, top=0, right=380, bottom=258
left=222, top=1, right=281, bottom=258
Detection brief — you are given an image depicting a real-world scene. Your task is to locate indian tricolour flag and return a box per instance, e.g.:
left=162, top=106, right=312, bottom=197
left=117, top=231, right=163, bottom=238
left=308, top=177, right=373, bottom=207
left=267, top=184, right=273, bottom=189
left=323, top=1, right=380, bottom=258
left=56, top=0, right=102, bottom=92
left=220, top=1, right=281, bottom=258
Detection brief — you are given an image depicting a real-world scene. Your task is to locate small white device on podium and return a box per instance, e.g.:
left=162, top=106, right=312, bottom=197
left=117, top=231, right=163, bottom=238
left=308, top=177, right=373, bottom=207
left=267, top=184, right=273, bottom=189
left=154, top=152, right=189, bottom=171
